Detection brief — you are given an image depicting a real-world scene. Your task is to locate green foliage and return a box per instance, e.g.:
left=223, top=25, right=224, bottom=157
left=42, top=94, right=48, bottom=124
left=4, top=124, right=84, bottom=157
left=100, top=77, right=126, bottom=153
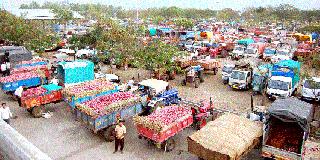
left=51, top=7, right=74, bottom=24
left=174, top=18, right=194, bottom=29
left=298, top=25, right=320, bottom=33
left=0, top=10, right=59, bottom=51
left=312, top=54, right=320, bottom=70
left=217, top=8, right=240, bottom=21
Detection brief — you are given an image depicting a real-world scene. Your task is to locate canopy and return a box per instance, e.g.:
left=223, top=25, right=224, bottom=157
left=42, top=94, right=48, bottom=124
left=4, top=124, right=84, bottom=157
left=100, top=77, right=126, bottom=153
left=268, top=97, right=313, bottom=131
left=139, top=79, right=168, bottom=94
left=274, top=59, right=301, bottom=72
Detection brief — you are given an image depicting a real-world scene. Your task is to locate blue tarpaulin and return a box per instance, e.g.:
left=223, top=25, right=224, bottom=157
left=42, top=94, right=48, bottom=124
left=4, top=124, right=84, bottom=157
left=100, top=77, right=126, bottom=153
left=15, top=61, right=47, bottom=69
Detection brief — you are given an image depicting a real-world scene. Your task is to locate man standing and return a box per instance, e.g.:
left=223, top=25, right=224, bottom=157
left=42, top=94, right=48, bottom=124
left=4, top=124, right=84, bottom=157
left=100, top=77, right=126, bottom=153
left=114, top=120, right=126, bottom=154
left=0, top=103, right=12, bottom=125
left=14, top=86, right=24, bottom=106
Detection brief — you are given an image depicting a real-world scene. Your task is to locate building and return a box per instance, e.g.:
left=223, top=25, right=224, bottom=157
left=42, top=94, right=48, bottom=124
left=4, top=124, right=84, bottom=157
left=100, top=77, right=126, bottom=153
left=9, top=8, right=84, bottom=20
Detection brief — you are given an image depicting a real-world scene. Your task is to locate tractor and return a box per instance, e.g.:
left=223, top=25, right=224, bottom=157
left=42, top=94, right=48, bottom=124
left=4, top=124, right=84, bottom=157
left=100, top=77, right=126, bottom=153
left=182, top=65, right=204, bottom=88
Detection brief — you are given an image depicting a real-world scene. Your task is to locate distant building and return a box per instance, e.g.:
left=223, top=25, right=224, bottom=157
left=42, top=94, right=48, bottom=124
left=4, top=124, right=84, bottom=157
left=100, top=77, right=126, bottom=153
left=9, top=8, right=84, bottom=20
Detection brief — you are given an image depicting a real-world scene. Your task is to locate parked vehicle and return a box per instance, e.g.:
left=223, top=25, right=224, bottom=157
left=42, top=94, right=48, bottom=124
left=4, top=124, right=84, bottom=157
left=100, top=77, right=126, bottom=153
left=182, top=65, right=204, bottom=88
left=263, top=48, right=276, bottom=61
left=21, top=84, right=63, bottom=118
left=301, top=77, right=320, bottom=101
left=221, top=63, right=235, bottom=84
left=75, top=48, right=96, bottom=59
left=230, top=45, right=246, bottom=59
left=271, top=48, right=293, bottom=63
left=57, top=48, right=75, bottom=56
left=267, top=60, right=301, bottom=99
left=262, top=98, right=313, bottom=160
left=252, top=64, right=273, bottom=95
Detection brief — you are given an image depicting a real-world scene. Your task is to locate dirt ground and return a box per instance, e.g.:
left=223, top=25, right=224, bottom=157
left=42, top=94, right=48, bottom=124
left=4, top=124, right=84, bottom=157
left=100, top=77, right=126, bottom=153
left=3, top=62, right=267, bottom=160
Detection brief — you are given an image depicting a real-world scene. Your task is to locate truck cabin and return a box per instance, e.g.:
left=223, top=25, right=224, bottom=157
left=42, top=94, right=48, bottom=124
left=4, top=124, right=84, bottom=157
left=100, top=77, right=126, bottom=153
left=263, top=48, right=276, bottom=59
left=222, top=64, right=235, bottom=75
left=267, top=76, right=292, bottom=96
left=229, top=70, right=251, bottom=86
left=245, top=47, right=257, bottom=57
left=302, top=77, right=320, bottom=101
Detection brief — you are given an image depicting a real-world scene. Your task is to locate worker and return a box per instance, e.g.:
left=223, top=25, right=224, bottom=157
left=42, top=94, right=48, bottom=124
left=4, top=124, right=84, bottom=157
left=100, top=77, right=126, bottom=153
left=128, top=77, right=135, bottom=88
left=14, top=86, right=25, bottom=107
left=1, top=62, right=7, bottom=77
left=50, top=77, right=59, bottom=85
left=113, top=119, right=126, bottom=154
left=0, top=103, right=13, bottom=125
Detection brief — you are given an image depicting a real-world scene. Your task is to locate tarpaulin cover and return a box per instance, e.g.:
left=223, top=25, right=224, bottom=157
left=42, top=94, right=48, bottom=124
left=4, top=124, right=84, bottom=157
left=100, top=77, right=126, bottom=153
left=149, top=28, right=156, bottom=36
left=42, top=84, right=62, bottom=92
left=8, top=50, right=32, bottom=63
left=57, top=60, right=94, bottom=84
left=15, top=61, right=47, bottom=68
left=267, top=97, right=313, bottom=131
left=264, top=49, right=276, bottom=55
left=237, top=39, right=254, bottom=46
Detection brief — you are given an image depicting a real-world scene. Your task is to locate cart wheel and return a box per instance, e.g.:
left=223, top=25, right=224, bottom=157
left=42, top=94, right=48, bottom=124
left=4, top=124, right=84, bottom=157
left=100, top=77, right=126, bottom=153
left=103, top=126, right=115, bottom=142
left=195, top=79, right=200, bottom=88
left=163, top=138, right=175, bottom=152
left=27, top=108, right=32, bottom=113
left=32, top=106, right=43, bottom=118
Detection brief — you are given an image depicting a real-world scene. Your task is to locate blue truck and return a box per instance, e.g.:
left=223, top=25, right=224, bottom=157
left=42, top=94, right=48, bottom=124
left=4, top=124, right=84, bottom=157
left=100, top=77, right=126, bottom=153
left=75, top=99, right=143, bottom=142
left=1, top=76, right=45, bottom=92
left=267, top=60, right=301, bottom=99
left=252, top=64, right=273, bottom=95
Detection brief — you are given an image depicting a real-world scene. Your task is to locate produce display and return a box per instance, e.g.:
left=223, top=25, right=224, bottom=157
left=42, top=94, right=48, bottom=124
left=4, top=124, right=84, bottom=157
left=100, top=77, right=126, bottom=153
left=64, top=79, right=115, bottom=101
left=76, top=92, right=141, bottom=117
left=188, top=114, right=262, bottom=160
left=0, top=72, right=41, bottom=83
left=11, top=65, right=48, bottom=74
left=133, top=105, right=191, bottom=132
left=22, top=86, right=47, bottom=98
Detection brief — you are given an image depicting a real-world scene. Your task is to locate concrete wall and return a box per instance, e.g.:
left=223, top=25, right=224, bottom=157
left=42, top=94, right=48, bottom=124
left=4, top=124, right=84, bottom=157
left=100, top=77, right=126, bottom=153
left=0, top=120, right=52, bottom=160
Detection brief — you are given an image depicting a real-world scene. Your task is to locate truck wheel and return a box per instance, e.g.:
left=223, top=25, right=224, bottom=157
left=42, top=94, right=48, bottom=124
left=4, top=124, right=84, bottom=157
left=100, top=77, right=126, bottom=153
left=163, top=138, right=175, bottom=152
left=195, top=79, right=200, bottom=88
left=32, top=106, right=43, bottom=118
left=27, top=108, right=32, bottom=113
left=103, top=126, right=115, bottom=142
left=81, top=54, right=87, bottom=59
left=182, top=79, right=186, bottom=86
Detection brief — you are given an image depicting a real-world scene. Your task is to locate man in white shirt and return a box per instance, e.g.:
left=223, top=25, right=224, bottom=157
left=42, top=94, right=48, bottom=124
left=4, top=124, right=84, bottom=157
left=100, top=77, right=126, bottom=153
left=1, top=62, right=6, bottom=76
left=14, top=86, right=24, bottom=106
left=114, top=120, right=126, bottom=154
left=0, top=103, right=12, bottom=125
left=50, top=77, right=59, bottom=85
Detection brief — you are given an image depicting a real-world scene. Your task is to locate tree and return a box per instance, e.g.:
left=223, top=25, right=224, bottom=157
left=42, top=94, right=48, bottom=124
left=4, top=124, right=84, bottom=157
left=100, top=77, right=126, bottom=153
left=174, top=18, right=194, bottom=30
left=217, top=8, right=239, bottom=21
left=52, top=7, right=74, bottom=26
left=0, top=10, right=59, bottom=51
left=133, top=39, right=185, bottom=74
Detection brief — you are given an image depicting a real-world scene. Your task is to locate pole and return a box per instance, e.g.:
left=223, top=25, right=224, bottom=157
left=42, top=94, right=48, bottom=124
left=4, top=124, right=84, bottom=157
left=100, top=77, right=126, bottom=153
left=251, top=94, right=254, bottom=112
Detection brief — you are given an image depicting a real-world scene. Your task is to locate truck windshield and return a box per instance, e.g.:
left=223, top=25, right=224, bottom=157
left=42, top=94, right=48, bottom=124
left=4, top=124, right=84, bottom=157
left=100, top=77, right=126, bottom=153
left=277, top=51, right=288, bottom=56
left=304, top=80, right=320, bottom=89
left=222, top=66, right=233, bottom=74
left=268, top=80, right=289, bottom=91
left=246, top=48, right=255, bottom=54
left=231, top=71, right=246, bottom=80
left=235, top=47, right=243, bottom=51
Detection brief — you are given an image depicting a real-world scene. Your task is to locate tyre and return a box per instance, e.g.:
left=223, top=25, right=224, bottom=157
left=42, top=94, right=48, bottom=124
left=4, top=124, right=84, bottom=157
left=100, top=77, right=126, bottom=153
left=163, top=138, right=175, bottom=152
left=195, top=78, right=200, bottom=88
left=32, top=106, right=43, bottom=118
left=103, top=126, right=115, bottom=142
left=182, top=79, right=186, bottom=86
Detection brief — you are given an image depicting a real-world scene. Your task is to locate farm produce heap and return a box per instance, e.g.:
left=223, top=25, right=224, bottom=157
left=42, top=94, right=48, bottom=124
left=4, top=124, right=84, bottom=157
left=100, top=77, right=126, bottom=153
left=76, top=92, right=141, bottom=118
left=134, top=105, right=192, bottom=132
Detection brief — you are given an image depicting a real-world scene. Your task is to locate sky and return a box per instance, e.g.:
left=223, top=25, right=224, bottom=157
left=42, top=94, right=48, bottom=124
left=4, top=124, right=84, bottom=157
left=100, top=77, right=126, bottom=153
left=2, top=0, right=320, bottom=10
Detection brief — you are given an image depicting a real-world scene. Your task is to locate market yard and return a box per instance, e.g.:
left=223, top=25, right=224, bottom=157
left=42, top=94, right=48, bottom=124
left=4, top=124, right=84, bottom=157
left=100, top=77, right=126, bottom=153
left=2, top=65, right=263, bottom=160
left=1, top=1, right=320, bottom=160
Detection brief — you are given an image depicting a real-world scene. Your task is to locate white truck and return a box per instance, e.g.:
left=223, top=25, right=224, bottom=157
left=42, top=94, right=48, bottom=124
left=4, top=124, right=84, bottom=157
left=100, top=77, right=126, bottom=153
left=231, top=45, right=246, bottom=59
left=301, top=77, right=320, bottom=101
left=266, top=60, right=301, bottom=99
left=221, top=63, right=235, bottom=84
left=228, top=69, right=252, bottom=90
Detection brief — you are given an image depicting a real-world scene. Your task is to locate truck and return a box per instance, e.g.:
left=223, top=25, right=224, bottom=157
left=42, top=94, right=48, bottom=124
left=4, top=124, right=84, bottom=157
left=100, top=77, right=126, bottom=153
left=230, top=45, right=246, bottom=59
left=252, top=64, right=273, bottom=95
left=262, top=48, right=276, bottom=61
left=244, top=43, right=266, bottom=58
left=221, top=63, right=235, bottom=84
left=228, top=60, right=255, bottom=90
left=262, top=98, right=313, bottom=160
left=267, top=60, right=301, bottom=99
left=301, top=77, right=320, bottom=101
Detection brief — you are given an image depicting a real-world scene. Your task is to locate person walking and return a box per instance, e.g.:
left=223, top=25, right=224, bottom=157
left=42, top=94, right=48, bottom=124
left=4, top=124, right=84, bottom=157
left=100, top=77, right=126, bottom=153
left=0, top=103, right=12, bottom=125
left=113, top=120, right=126, bottom=154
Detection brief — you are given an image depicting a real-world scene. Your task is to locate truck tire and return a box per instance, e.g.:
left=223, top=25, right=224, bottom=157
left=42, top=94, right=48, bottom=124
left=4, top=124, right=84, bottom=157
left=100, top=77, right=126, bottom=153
left=163, top=138, right=175, bottom=152
left=195, top=79, right=200, bottom=88
left=103, top=126, right=115, bottom=142
left=32, top=106, right=43, bottom=118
